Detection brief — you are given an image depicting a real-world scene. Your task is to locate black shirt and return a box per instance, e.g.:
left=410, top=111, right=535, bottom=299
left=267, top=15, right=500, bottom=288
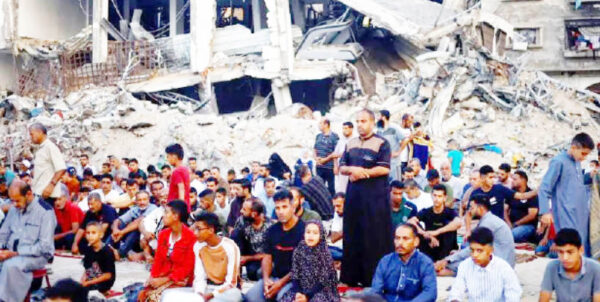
left=507, top=187, right=539, bottom=226
left=471, top=184, right=515, bottom=219
left=83, top=244, right=116, bottom=291
left=80, top=204, right=118, bottom=240
left=265, top=219, right=306, bottom=278
left=417, top=207, right=458, bottom=232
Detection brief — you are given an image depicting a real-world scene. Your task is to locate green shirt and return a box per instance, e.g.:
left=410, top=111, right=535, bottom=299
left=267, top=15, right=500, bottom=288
left=300, top=208, right=322, bottom=222
left=391, top=199, right=418, bottom=228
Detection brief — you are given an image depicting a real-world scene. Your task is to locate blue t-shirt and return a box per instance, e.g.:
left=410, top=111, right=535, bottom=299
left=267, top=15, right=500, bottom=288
left=472, top=184, right=516, bottom=219
left=447, top=149, right=463, bottom=176
left=2, top=169, right=15, bottom=186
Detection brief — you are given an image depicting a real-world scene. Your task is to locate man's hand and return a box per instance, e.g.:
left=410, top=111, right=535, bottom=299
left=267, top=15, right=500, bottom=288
left=42, top=183, right=55, bottom=199
left=112, top=230, right=123, bottom=242
left=71, top=243, right=80, bottom=255
left=333, top=166, right=339, bottom=175
left=540, top=213, right=553, bottom=228
left=539, top=237, right=548, bottom=247
left=240, top=256, right=249, bottom=266
left=429, top=236, right=440, bottom=248
left=263, top=278, right=273, bottom=296
left=294, top=293, right=308, bottom=302
left=427, top=230, right=439, bottom=238
left=0, top=250, right=17, bottom=261
left=434, top=260, right=448, bottom=272
left=142, top=231, right=155, bottom=241
left=349, top=168, right=369, bottom=182
left=265, top=278, right=286, bottom=299
left=149, top=277, right=167, bottom=289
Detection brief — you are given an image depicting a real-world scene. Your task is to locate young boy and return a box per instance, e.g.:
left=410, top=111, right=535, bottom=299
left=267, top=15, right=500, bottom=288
left=447, top=139, right=463, bottom=177
left=214, top=187, right=231, bottom=225
left=81, top=221, right=116, bottom=296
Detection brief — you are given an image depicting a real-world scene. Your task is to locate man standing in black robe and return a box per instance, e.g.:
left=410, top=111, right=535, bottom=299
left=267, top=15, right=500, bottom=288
left=339, top=109, right=393, bottom=286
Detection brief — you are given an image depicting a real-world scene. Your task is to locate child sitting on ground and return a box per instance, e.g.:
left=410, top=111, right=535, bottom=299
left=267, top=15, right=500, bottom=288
left=81, top=221, right=116, bottom=296
left=281, top=220, right=340, bottom=302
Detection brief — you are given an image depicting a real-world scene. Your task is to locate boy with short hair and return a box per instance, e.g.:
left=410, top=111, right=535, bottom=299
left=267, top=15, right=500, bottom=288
left=539, top=228, right=600, bottom=302
left=81, top=221, right=116, bottom=296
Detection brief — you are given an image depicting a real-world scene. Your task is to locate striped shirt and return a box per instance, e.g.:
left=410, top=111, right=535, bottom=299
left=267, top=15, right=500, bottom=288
left=448, top=256, right=522, bottom=302
left=314, top=132, right=339, bottom=169
left=193, top=237, right=240, bottom=296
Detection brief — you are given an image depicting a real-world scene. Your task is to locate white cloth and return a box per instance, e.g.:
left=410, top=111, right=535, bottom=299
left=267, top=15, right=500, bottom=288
left=448, top=256, right=522, bottom=302
left=214, top=201, right=231, bottom=225
left=334, top=135, right=353, bottom=193
left=32, top=139, right=67, bottom=198
left=193, top=238, right=240, bottom=296
left=330, top=213, right=343, bottom=249
left=191, top=179, right=207, bottom=194
left=399, top=127, right=412, bottom=163
left=405, top=191, right=433, bottom=212
left=161, top=286, right=242, bottom=302
left=143, top=206, right=165, bottom=236
left=90, top=189, right=120, bottom=204
left=414, top=170, right=428, bottom=190
left=78, top=189, right=120, bottom=212
left=75, top=164, right=96, bottom=179
left=444, top=176, right=466, bottom=200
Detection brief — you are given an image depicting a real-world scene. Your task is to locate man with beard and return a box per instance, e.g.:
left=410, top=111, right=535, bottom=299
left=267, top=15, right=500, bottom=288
left=340, top=109, right=393, bottom=287
left=370, top=224, right=437, bottom=302
left=289, top=187, right=321, bottom=222
left=226, top=179, right=258, bottom=234
left=231, top=199, right=273, bottom=281
left=245, top=190, right=305, bottom=302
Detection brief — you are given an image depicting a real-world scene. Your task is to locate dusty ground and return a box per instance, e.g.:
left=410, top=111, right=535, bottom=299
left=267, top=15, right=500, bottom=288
left=47, top=251, right=554, bottom=301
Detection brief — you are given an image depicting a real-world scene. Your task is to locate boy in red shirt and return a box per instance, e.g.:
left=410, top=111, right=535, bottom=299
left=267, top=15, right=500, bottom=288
left=165, top=143, right=191, bottom=210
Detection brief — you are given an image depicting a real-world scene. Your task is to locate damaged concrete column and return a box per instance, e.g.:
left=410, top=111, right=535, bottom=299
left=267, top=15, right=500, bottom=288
left=190, top=0, right=216, bottom=73
left=169, top=0, right=185, bottom=37
left=252, top=0, right=267, bottom=32
left=264, top=0, right=295, bottom=112
left=92, top=0, right=109, bottom=63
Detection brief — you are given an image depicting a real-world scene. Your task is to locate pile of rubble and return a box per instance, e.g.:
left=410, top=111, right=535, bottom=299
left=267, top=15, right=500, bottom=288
left=0, top=87, right=323, bottom=171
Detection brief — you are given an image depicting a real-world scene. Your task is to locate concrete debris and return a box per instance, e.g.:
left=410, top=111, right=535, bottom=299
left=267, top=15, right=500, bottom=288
left=3, top=0, right=600, bottom=184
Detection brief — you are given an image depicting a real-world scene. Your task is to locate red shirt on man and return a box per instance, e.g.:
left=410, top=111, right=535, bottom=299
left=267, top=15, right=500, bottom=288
left=167, top=166, right=191, bottom=209
left=54, top=201, right=84, bottom=233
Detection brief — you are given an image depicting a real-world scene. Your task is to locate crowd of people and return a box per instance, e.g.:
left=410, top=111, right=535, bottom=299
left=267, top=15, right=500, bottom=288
left=0, top=109, right=600, bottom=302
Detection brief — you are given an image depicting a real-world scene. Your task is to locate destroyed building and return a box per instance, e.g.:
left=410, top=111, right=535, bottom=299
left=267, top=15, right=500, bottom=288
left=482, top=0, right=600, bottom=92
left=1, top=0, right=600, bottom=180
